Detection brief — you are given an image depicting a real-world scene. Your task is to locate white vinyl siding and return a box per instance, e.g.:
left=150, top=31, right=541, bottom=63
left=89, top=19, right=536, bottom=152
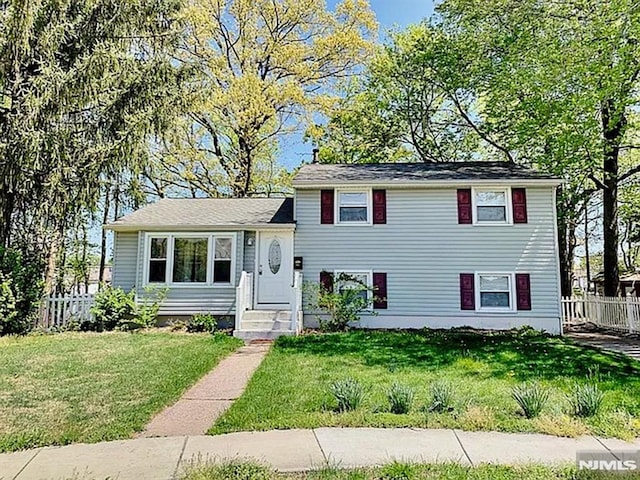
left=112, top=232, right=138, bottom=291
left=295, top=187, right=561, bottom=333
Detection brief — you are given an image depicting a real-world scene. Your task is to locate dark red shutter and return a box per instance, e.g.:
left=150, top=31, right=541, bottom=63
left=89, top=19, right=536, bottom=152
left=512, top=188, right=528, bottom=224
left=320, top=271, right=334, bottom=293
left=460, top=273, right=475, bottom=310
left=516, top=273, right=532, bottom=310
left=457, top=189, right=472, bottom=224
left=320, top=189, right=334, bottom=224
left=373, top=190, right=387, bottom=224
left=373, top=272, right=388, bottom=309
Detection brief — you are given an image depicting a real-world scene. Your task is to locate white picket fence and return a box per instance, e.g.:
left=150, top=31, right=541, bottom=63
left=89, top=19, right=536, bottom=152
left=40, top=293, right=95, bottom=328
left=561, top=295, right=640, bottom=334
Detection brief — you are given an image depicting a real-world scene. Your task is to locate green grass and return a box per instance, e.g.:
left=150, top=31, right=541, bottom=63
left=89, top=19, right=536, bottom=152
left=182, top=459, right=637, bottom=480
left=210, top=329, right=640, bottom=439
left=0, top=331, right=242, bottom=452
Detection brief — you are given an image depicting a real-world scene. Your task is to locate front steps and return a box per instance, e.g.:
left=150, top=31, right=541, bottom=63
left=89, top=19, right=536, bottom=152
left=233, top=310, right=295, bottom=341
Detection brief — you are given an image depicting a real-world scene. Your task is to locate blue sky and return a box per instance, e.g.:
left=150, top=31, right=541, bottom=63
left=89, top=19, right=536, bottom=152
left=338, top=0, right=435, bottom=33
left=281, top=0, right=436, bottom=168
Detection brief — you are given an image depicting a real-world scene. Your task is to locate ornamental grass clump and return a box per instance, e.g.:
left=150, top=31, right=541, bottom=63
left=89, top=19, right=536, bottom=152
left=512, top=382, right=550, bottom=418
left=330, top=378, right=365, bottom=412
left=427, top=380, right=456, bottom=413
left=387, top=382, right=415, bottom=414
left=569, top=383, right=605, bottom=418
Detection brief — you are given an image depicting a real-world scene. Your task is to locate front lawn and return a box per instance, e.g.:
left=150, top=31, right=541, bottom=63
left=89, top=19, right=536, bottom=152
left=211, top=329, right=640, bottom=439
left=0, top=331, right=241, bottom=452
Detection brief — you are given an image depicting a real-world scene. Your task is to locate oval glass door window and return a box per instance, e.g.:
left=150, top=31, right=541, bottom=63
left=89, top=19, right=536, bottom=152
left=268, top=240, right=282, bottom=274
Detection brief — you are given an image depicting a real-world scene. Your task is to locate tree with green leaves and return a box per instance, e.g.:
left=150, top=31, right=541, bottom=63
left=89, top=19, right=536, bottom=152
left=0, top=0, right=189, bottom=297
left=147, top=0, right=377, bottom=198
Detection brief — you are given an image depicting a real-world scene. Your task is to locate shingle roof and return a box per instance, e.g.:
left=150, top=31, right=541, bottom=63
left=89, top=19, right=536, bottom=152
left=293, top=161, right=560, bottom=186
left=106, top=198, right=294, bottom=230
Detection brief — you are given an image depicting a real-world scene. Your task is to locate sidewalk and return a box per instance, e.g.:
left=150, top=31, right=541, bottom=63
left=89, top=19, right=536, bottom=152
left=140, top=343, right=270, bottom=437
left=2, top=428, right=638, bottom=480
left=567, top=332, right=640, bottom=361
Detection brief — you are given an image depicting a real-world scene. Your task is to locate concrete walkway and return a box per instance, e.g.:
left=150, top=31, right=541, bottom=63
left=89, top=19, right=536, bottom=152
left=140, top=343, right=270, bottom=437
left=1, top=428, right=638, bottom=480
left=567, top=332, right=640, bottom=361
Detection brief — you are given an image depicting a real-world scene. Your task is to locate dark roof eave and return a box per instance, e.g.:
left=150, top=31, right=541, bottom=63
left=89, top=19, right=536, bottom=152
left=292, top=178, right=564, bottom=188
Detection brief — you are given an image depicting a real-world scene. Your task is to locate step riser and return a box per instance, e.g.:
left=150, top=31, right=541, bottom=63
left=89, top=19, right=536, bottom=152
left=242, top=311, right=291, bottom=322
left=233, top=330, right=295, bottom=341
left=240, top=321, right=292, bottom=331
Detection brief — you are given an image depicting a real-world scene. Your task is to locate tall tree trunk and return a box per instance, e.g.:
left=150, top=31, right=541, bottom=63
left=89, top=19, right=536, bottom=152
left=585, top=208, right=591, bottom=293
left=44, top=228, right=63, bottom=295
left=81, top=223, right=89, bottom=293
left=601, top=99, right=624, bottom=296
left=0, top=192, right=15, bottom=248
left=557, top=216, right=576, bottom=296
left=99, top=186, right=111, bottom=284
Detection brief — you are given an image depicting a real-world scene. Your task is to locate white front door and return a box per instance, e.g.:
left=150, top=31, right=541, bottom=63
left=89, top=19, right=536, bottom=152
left=257, top=232, right=292, bottom=306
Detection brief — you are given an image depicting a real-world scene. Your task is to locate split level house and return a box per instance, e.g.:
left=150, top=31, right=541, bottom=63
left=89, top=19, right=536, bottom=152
left=105, top=161, right=564, bottom=338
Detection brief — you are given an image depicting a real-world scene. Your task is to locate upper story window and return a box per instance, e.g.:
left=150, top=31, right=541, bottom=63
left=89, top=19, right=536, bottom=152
left=474, top=188, right=510, bottom=224
left=146, top=234, right=235, bottom=286
left=337, top=190, right=371, bottom=224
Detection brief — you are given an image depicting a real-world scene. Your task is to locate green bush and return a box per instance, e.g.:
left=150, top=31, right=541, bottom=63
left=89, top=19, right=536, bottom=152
left=88, top=286, right=136, bottom=331
left=512, top=382, right=550, bottom=418
left=0, top=274, right=18, bottom=332
left=331, top=377, right=366, bottom=412
left=133, top=286, right=168, bottom=329
left=187, top=313, right=218, bottom=333
left=0, top=246, right=44, bottom=335
left=569, top=384, right=605, bottom=417
left=387, top=382, right=414, bottom=414
left=427, top=380, right=456, bottom=413
left=88, top=285, right=166, bottom=332
left=306, top=273, right=377, bottom=332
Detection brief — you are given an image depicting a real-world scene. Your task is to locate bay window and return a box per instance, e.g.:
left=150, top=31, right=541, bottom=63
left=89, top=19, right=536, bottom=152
left=145, top=233, right=235, bottom=286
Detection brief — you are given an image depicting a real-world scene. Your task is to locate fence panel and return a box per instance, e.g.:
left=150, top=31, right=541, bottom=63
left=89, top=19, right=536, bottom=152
left=40, top=293, right=95, bottom=328
left=561, top=295, right=640, bottom=334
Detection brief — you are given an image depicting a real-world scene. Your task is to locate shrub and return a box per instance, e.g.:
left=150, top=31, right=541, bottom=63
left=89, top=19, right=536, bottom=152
left=88, top=286, right=136, bottom=331
left=0, top=246, right=44, bottom=335
left=306, top=273, right=377, bottom=332
left=330, top=377, right=365, bottom=412
left=427, top=380, right=456, bottom=413
left=387, top=382, right=414, bottom=414
left=133, top=286, right=168, bottom=329
left=512, top=382, right=550, bottom=418
left=88, top=285, right=167, bottom=332
left=0, top=274, right=18, bottom=332
left=569, top=383, right=605, bottom=417
left=187, top=313, right=218, bottom=333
